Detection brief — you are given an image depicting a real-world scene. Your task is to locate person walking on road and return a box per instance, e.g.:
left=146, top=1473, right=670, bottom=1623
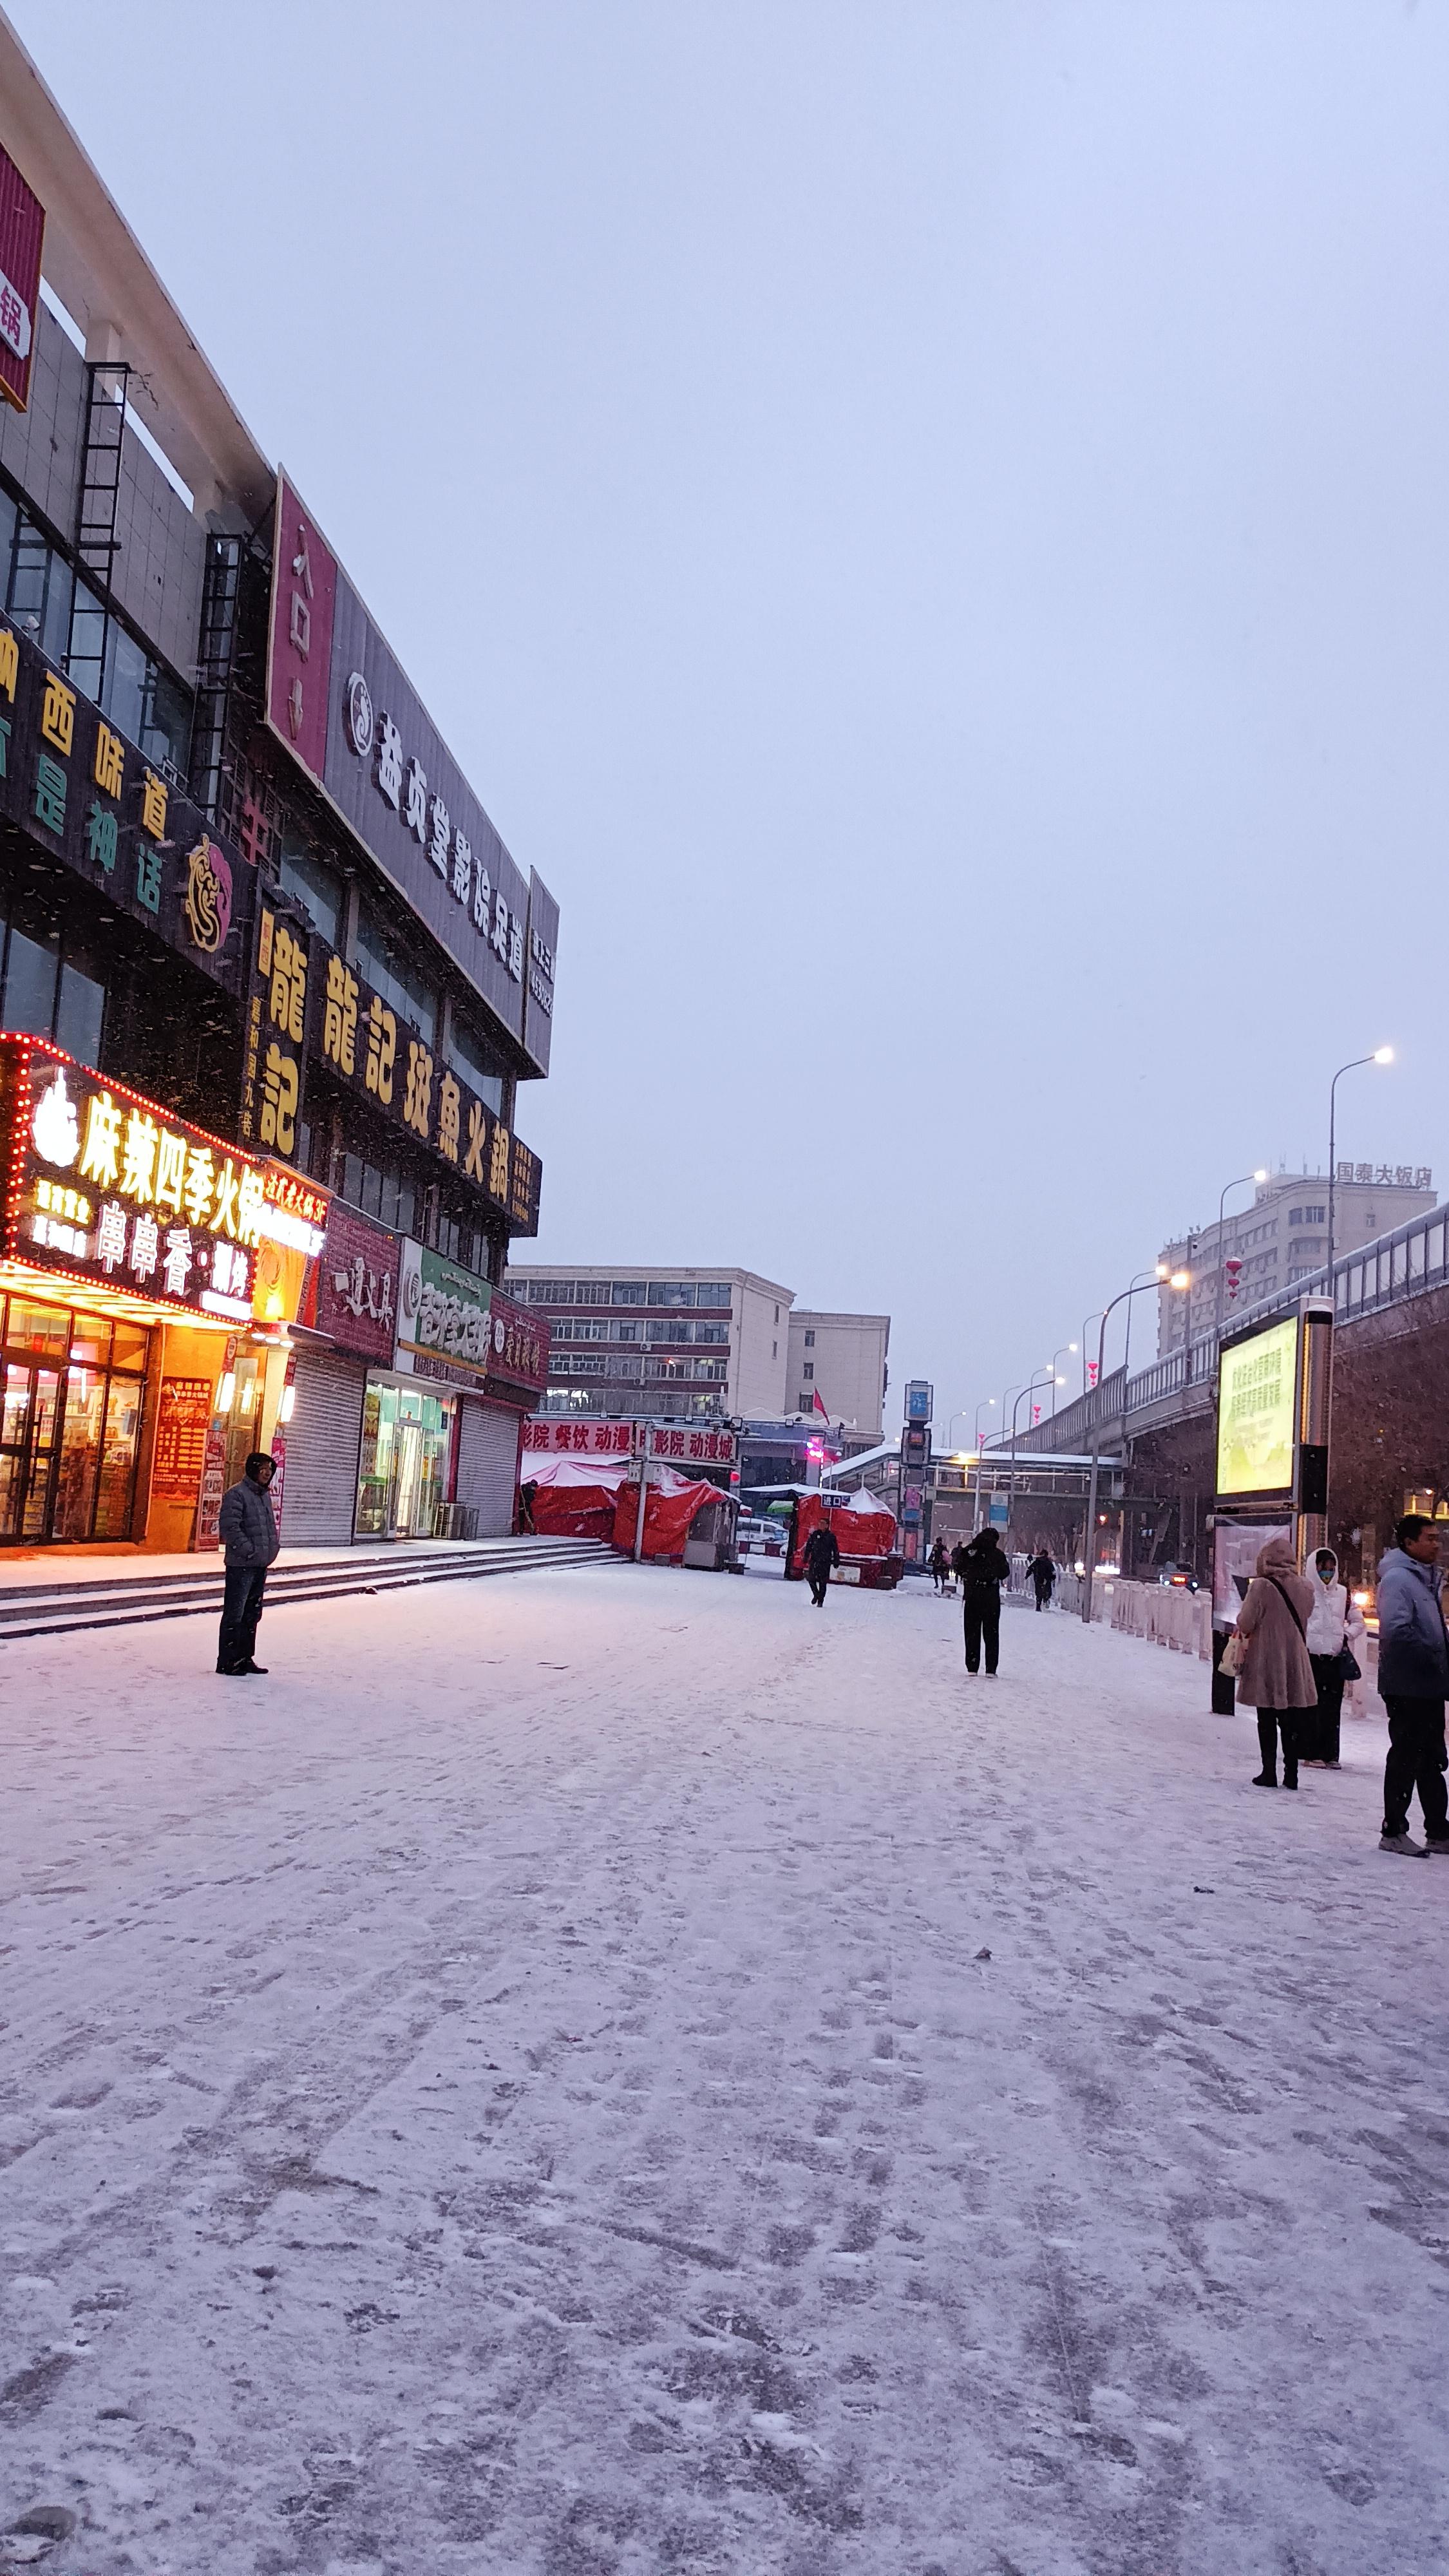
left=952, top=1528, right=1011, bottom=1676
left=1232, top=1535, right=1316, bottom=1790
left=802, top=1519, right=840, bottom=1607
left=216, top=1452, right=280, bottom=1676
left=929, top=1535, right=949, bottom=1595
left=1027, top=1548, right=1056, bottom=1611
left=1374, top=1515, right=1449, bottom=1857
left=1302, top=1547, right=1365, bottom=1766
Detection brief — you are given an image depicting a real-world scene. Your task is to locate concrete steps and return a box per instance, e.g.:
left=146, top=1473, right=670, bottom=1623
left=0, top=1538, right=623, bottom=1642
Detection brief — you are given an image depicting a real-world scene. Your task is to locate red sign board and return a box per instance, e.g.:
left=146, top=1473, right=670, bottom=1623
left=482, top=1289, right=549, bottom=1403
left=520, top=1417, right=737, bottom=1464
left=0, top=146, right=44, bottom=415
left=315, top=1202, right=399, bottom=1364
left=265, top=471, right=337, bottom=785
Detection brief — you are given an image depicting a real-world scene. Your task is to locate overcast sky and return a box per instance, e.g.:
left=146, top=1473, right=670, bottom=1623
left=10, top=1, right=1446, bottom=1434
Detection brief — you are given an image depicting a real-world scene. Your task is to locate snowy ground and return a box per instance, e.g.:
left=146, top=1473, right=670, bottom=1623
left=3, top=1568, right=1447, bottom=2576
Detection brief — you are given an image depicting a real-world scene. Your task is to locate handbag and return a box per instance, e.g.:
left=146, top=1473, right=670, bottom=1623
left=1219, top=1628, right=1245, bottom=1677
left=1333, top=1642, right=1361, bottom=1681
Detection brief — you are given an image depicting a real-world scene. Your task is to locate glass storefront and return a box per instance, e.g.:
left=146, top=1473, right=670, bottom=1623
left=356, top=1378, right=456, bottom=1539
left=0, top=1298, right=149, bottom=1543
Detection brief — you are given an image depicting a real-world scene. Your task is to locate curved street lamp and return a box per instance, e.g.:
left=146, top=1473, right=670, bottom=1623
left=1215, top=1166, right=1269, bottom=1351
left=1327, top=1048, right=1394, bottom=1274
left=1050, top=1343, right=1077, bottom=1414
left=1081, top=1273, right=1190, bottom=1622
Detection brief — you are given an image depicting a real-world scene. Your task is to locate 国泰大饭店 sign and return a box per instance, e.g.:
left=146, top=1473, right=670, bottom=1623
left=0, top=1037, right=325, bottom=1325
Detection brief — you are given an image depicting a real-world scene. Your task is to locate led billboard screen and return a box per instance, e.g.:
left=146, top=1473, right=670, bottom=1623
left=1217, top=1314, right=1298, bottom=1499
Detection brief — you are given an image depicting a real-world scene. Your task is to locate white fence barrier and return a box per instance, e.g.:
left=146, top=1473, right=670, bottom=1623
left=1048, top=1574, right=1212, bottom=1658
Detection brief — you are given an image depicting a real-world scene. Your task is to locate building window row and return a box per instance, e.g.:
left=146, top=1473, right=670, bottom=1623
left=0, top=480, right=193, bottom=781
left=511, top=1278, right=732, bottom=1311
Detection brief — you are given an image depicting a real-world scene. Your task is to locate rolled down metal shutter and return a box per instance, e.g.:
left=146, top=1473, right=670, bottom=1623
left=455, top=1397, right=521, bottom=1537
left=279, top=1349, right=366, bottom=1547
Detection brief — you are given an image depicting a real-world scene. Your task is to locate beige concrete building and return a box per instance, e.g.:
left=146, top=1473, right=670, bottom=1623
left=503, top=1264, right=795, bottom=1421
left=1158, top=1162, right=1435, bottom=1354
left=786, top=1309, right=889, bottom=1440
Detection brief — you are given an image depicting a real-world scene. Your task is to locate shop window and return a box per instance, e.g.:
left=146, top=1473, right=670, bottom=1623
left=448, top=1011, right=504, bottom=1114
left=2, top=923, right=59, bottom=1035
left=55, top=958, right=104, bottom=1065
left=355, top=901, right=437, bottom=1045
left=277, top=838, right=344, bottom=949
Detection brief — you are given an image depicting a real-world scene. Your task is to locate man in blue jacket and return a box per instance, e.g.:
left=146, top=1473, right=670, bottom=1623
left=1374, top=1513, right=1449, bottom=1856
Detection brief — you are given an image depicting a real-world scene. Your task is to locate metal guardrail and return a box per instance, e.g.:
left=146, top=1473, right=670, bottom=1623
left=999, top=1199, right=1449, bottom=1460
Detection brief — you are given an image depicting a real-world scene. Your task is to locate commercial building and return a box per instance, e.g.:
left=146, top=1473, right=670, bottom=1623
left=1157, top=1164, right=1434, bottom=1356
left=0, top=28, right=555, bottom=1549
left=506, top=1264, right=890, bottom=1441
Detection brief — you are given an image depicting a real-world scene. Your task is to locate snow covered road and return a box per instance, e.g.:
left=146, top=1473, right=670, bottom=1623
left=3, top=1567, right=1447, bottom=2576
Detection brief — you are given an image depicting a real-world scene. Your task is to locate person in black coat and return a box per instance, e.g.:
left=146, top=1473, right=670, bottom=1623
left=951, top=1528, right=1012, bottom=1675
left=802, top=1520, right=841, bottom=1607
left=1027, top=1548, right=1056, bottom=1611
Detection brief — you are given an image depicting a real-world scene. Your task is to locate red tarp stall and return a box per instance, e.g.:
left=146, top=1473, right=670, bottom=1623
left=612, top=1466, right=726, bottom=1562
left=520, top=1453, right=630, bottom=1540
left=834, top=1488, right=898, bottom=1558
left=790, top=1488, right=902, bottom=1586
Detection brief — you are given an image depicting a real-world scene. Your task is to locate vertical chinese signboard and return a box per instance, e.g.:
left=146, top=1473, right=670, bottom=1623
left=265, top=474, right=337, bottom=784
left=0, top=145, right=44, bottom=415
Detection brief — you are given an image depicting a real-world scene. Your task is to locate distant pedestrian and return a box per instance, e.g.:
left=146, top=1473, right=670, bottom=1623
left=216, top=1452, right=279, bottom=1676
left=1374, top=1516, right=1449, bottom=1858
left=929, top=1536, right=949, bottom=1594
left=1302, top=1548, right=1365, bottom=1767
left=1027, top=1548, right=1056, bottom=1611
left=802, top=1519, right=840, bottom=1607
left=952, top=1528, right=1011, bottom=1676
left=1233, top=1535, right=1316, bottom=1790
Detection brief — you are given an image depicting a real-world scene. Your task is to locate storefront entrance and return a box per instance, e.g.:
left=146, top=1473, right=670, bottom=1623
left=356, top=1379, right=456, bottom=1539
left=0, top=1300, right=149, bottom=1543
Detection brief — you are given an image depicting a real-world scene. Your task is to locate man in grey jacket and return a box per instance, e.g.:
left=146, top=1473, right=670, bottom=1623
left=216, top=1452, right=280, bottom=1676
left=1375, top=1514, right=1449, bottom=1856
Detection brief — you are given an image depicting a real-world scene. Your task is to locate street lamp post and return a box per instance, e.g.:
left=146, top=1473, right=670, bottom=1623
left=1327, top=1048, right=1394, bottom=1275
left=967, top=1399, right=996, bottom=1530
left=1050, top=1343, right=1077, bottom=1414
left=1122, top=1267, right=1167, bottom=1385
left=1081, top=1273, right=1190, bottom=1624
left=1214, top=1168, right=1269, bottom=1356
left=1081, top=1313, right=1103, bottom=1398
left=1009, top=1372, right=1059, bottom=1540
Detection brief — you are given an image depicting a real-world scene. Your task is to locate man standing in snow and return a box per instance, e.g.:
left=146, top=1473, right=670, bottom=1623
left=951, top=1528, right=1012, bottom=1676
left=1027, top=1548, right=1056, bottom=1611
left=216, top=1452, right=280, bottom=1676
left=802, top=1519, right=840, bottom=1607
left=1375, top=1515, right=1449, bottom=1857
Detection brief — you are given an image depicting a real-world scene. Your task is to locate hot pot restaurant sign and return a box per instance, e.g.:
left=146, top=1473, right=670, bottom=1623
left=0, top=1036, right=304, bottom=1324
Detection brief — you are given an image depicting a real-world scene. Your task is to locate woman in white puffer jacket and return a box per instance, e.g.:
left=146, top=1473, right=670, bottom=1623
left=1303, top=1547, right=1367, bottom=1766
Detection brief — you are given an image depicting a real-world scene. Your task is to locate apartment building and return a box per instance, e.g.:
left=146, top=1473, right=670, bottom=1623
left=786, top=1308, right=889, bottom=1440
left=1158, top=1162, right=1435, bottom=1354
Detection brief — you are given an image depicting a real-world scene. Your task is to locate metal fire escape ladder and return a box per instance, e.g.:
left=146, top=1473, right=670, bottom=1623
left=65, top=358, right=131, bottom=709
left=190, top=533, right=243, bottom=822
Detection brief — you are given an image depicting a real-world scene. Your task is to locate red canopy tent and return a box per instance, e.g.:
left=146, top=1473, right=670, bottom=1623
left=611, top=1464, right=730, bottom=1562
left=519, top=1452, right=631, bottom=1540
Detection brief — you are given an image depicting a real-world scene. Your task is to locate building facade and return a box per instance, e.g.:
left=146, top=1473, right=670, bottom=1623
left=0, top=32, right=555, bottom=1549
left=785, top=1307, right=889, bottom=1440
left=1157, top=1164, right=1434, bottom=1356
left=504, top=1265, right=794, bottom=1421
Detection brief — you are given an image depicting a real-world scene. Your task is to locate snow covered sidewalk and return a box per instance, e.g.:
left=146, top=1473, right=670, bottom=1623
left=2, top=1569, right=1446, bottom=2575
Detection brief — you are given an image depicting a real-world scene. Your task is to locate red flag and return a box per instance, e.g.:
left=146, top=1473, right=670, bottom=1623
left=811, top=1388, right=830, bottom=1421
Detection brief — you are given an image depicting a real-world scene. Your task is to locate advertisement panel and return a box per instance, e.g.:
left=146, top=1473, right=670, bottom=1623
left=316, top=1203, right=399, bottom=1363
left=480, top=1288, right=549, bottom=1404
left=1217, top=1316, right=1298, bottom=1500
left=394, top=1240, right=493, bottom=1387
left=0, top=609, right=253, bottom=992
left=0, top=146, right=44, bottom=414
left=1, top=1037, right=278, bottom=1321
left=261, top=472, right=558, bottom=1075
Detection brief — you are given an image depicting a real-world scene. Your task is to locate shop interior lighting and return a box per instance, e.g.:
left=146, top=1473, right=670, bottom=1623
left=216, top=1372, right=236, bottom=1414
left=278, top=1382, right=296, bottom=1423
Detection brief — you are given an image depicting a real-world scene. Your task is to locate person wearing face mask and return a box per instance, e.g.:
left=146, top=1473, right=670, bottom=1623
left=1302, top=1547, right=1366, bottom=1766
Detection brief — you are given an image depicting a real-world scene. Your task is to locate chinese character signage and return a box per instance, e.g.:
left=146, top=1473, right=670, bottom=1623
left=480, top=1288, right=548, bottom=1402
left=316, top=1202, right=400, bottom=1363
left=261, top=471, right=559, bottom=1077
left=395, top=1240, right=494, bottom=1386
left=303, top=925, right=543, bottom=1235
left=0, top=146, right=44, bottom=415
left=241, top=899, right=310, bottom=1159
left=0, top=609, right=252, bottom=990
left=520, top=1418, right=738, bottom=1463
left=0, top=1038, right=270, bottom=1321
left=265, top=474, right=337, bottom=784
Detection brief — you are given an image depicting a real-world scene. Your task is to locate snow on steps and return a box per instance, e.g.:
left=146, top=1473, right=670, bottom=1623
left=0, top=1537, right=623, bottom=1642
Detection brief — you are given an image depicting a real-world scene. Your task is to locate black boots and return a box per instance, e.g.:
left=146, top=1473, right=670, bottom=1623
left=1253, top=1714, right=1278, bottom=1787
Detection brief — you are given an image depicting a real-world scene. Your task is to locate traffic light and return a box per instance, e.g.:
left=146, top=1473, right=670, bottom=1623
left=902, top=1424, right=931, bottom=1470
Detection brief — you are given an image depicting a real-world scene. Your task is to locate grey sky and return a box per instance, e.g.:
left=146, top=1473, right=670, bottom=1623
left=10, top=1, right=1446, bottom=1431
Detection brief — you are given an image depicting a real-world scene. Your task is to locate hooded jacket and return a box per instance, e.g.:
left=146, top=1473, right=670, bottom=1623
left=1375, top=1546, right=1449, bottom=1698
left=1235, top=1536, right=1316, bottom=1710
left=217, top=1471, right=280, bottom=1571
left=952, top=1531, right=1011, bottom=1596
left=1304, top=1549, right=1366, bottom=1660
